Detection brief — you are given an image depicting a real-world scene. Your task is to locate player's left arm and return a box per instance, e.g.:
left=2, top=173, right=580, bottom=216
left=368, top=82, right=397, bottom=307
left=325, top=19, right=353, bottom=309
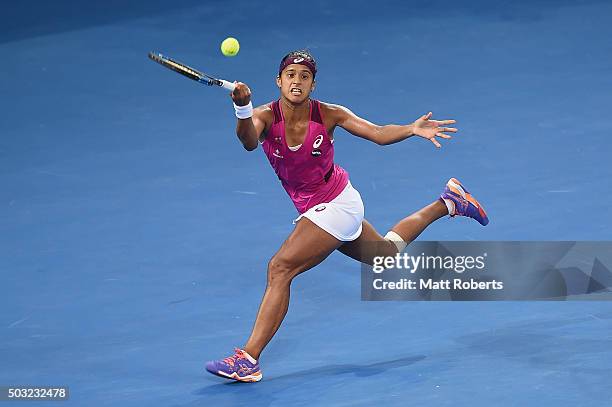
left=322, top=103, right=457, bottom=148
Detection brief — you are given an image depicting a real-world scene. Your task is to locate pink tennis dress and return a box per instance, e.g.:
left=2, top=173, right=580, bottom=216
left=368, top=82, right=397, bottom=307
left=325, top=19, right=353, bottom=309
left=261, top=99, right=364, bottom=241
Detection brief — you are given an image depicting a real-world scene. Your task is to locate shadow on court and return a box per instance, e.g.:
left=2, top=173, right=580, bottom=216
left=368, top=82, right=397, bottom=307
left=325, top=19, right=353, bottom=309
left=184, top=355, right=426, bottom=406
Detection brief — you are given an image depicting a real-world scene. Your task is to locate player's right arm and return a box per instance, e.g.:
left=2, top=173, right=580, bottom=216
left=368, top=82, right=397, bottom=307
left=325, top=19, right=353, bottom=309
left=231, top=82, right=272, bottom=151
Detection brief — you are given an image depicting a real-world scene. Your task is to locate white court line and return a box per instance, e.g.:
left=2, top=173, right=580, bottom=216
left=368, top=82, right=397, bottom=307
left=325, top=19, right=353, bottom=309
left=7, top=316, right=30, bottom=328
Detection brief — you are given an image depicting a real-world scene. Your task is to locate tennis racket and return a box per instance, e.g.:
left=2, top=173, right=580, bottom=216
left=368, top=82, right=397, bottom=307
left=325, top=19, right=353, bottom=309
left=148, top=52, right=236, bottom=92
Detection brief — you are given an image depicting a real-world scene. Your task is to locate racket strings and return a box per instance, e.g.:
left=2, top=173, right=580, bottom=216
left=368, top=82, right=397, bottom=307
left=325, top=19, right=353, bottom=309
left=148, top=52, right=221, bottom=87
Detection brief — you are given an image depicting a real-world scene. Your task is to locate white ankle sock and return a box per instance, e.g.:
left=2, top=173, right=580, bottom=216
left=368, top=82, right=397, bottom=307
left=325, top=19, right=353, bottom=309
left=442, top=198, right=455, bottom=216
left=241, top=349, right=257, bottom=364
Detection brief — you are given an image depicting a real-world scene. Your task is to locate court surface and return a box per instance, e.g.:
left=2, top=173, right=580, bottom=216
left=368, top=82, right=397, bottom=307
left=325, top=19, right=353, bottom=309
left=2, top=0, right=612, bottom=405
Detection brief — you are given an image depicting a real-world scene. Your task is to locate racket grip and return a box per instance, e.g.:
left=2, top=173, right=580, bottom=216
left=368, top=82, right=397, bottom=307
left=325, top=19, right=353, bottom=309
left=220, top=80, right=236, bottom=91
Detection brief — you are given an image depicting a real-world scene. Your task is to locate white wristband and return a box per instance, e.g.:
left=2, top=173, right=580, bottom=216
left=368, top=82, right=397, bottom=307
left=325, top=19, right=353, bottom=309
left=234, top=101, right=253, bottom=119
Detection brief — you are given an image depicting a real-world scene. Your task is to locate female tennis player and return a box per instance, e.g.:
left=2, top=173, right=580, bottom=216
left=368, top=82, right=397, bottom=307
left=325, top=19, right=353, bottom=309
left=205, top=50, right=489, bottom=382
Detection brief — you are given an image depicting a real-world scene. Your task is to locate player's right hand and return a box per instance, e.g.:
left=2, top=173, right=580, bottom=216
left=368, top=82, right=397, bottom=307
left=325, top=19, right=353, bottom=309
left=231, top=82, right=251, bottom=106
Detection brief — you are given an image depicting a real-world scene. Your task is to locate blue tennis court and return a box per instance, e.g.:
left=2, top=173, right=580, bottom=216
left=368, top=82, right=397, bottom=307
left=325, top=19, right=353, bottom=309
left=2, top=0, right=612, bottom=405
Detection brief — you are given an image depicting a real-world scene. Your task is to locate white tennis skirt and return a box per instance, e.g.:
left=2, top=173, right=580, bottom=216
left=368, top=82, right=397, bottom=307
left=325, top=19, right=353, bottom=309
left=294, top=181, right=364, bottom=242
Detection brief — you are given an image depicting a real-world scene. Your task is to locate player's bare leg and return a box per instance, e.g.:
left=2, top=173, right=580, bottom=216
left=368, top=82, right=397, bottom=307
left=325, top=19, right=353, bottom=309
left=243, top=217, right=342, bottom=359
left=205, top=218, right=341, bottom=381
left=339, top=178, right=489, bottom=264
left=338, top=200, right=447, bottom=265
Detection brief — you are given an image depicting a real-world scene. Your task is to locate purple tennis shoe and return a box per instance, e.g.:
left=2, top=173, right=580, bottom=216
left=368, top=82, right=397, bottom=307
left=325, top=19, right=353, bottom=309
left=440, top=178, right=489, bottom=226
left=205, top=348, right=262, bottom=382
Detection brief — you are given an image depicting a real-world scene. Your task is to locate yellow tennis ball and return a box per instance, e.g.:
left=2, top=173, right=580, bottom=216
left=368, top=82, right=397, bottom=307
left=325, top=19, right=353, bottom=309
left=221, top=37, right=240, bottom=57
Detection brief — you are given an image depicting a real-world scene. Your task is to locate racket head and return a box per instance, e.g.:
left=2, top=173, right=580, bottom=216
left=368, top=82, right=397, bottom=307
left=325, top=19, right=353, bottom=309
left=148, top=52, right=218, bottom=86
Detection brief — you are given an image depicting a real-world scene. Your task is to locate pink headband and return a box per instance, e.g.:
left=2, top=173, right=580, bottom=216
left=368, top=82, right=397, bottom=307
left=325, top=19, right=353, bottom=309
left=278, top=55, right=317, bottom=77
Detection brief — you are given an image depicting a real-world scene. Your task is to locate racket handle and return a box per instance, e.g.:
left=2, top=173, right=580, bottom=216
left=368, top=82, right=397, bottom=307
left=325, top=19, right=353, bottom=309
left=220, top=80, right=236, bottom=92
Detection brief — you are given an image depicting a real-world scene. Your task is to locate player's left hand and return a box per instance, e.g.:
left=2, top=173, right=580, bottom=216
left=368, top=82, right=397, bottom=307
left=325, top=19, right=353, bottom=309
left=412, top=112, right=457, bottom=148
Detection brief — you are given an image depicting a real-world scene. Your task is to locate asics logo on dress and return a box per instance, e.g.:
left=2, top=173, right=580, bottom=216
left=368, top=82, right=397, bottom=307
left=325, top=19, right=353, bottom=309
left=273, top=149, right=284, bottom=158
left=311, top=135, right=324, bottom=157
left=315, top=205, right=326, bottom=212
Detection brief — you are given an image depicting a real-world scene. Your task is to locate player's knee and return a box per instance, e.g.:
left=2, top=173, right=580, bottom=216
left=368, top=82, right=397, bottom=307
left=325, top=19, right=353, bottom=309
left=267, top=255, right=297, bottom=286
